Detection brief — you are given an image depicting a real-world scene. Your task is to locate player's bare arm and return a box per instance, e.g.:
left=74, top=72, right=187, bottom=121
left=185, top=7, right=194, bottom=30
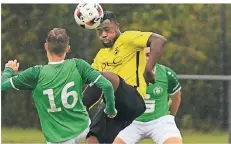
left=170, top=90, right=181, bottom=116
left=144, top=33, right=167, bottom=84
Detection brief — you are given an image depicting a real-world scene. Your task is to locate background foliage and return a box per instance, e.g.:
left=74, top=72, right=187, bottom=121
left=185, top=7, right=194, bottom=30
left=1, top=4, right=231, bottom=131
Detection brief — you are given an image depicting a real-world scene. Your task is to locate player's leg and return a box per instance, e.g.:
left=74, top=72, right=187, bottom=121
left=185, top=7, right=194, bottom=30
left=149, top=115, right=182, bottom=144
left=86, top=102, right=105, bottom=144
left=113, top=121, right=145, bottom=144
left=97, top=76, right=146, bottom=143
left=163, top=137, right=182, bottom=144
left=83, top=72, right=120, bottom=143
left=83, top=71, right=145, bottom=121
left=100, top=71, right=120, bottom=91
left=86, top=136, right=99, bottom=144
left=114, top=77, right=146, bottom=122
left=82, top=84, right=103, bottom=111
left=86, top=102, right=129, bottom=143
left=82, top=71, right=119, bottom=111
left=84, top=72, right=145, bottom=143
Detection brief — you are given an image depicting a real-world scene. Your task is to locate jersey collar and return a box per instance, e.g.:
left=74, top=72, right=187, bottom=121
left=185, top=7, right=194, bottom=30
left=154, top=65, right=156, bottom=74
left=48, top=60, right=64, bottom=64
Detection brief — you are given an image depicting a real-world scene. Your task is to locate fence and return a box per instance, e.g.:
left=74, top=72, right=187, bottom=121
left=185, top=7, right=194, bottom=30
left=177, top=74, right=231, bottom=143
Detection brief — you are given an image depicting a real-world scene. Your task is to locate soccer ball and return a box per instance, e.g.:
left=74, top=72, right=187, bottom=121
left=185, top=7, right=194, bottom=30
left=74, top=3, right=104, bottom=29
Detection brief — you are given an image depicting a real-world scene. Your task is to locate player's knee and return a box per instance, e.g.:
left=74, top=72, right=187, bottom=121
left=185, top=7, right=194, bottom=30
left=163, top=136, right=182, bottom=144
left=100, top=72, right=120, bottom=91
left=86, top=135, right=99, bottom=144
left=113, top=137, right=126, bottom=144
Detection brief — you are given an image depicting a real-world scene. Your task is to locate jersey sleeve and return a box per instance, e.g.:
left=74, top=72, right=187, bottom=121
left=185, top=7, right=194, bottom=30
left=166, top=67, right=181, bottom=95
left=1, top=66, right=40, bottom=91
left=129, top=31, right=152, bottom=48
left=75, top=59, right=116, bottom=115
left=76, top=59, right=101, bottom=84
left=1, top=67, right=16, bottom=90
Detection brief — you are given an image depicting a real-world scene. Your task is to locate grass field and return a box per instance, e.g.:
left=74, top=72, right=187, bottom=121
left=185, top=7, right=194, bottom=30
left=1, top=128, right=228, bottom=143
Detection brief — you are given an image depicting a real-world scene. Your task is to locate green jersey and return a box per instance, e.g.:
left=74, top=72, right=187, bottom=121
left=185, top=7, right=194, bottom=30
left=136, top=64, right=181, bottom=122
left=1, top=58, right=115, bottom=142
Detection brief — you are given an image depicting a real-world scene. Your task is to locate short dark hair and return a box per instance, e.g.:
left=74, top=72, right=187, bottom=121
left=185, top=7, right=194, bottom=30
left=102, top=11, right=117, bottom=23
left=46, top=28, right=69, bottom=56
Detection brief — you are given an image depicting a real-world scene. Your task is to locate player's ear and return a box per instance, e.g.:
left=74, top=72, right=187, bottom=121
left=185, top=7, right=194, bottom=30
left=116, top=22, right=120, bottom=30
left=65, top=45, right=70, bottom=53
left=44, top=42, right=48, bottom=52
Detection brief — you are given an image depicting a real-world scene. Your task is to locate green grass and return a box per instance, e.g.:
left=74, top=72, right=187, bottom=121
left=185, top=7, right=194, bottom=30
left=1, top=128, right=228, bottom=143
left=2, top=127, right=45, bottom=143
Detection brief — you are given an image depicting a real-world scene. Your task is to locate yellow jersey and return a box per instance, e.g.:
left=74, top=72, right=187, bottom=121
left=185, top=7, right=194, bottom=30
left=92, top=31, right=152, bottom=99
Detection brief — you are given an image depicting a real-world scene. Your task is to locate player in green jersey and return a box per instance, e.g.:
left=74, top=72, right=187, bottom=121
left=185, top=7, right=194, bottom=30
left=116, top=47, right=182, bottom=144
left=1, top=28, right=117, bottom=144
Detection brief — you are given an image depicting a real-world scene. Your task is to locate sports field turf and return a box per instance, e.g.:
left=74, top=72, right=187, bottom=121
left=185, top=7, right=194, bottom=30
left=1, top=128, right=228, bottom=143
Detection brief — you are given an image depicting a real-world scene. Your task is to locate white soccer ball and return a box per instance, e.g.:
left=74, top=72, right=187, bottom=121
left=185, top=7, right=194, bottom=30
left=74, top=3, right=104, bottom=29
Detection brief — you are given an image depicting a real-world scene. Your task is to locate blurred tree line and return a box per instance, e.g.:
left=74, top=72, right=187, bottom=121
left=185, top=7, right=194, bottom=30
left=1, top=4, right=231, bottom=131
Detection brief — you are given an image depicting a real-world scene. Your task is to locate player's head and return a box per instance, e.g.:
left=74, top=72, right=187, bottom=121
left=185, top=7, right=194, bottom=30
left=45, top=28, right=70, bottom=57
left=145, top=47, right=150, bottom=62
left=96, top=11, right=121, bottom=48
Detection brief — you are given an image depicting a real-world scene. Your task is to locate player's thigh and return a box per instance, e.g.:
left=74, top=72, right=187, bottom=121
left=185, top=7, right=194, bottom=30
left=100, top=71, right=120, bottom=90
left=114, top=77, right=146, bottom=121
left=163, top=136, right=182, bottom=144
left=87, top=104, right=132, bottom=143
left=116, top=122, right=144, bottom=144
left=82, top=85, right=102, bottom=110
left=86, top=103, right=106, bottom=143
left=150, top=115, right=182, bottom=144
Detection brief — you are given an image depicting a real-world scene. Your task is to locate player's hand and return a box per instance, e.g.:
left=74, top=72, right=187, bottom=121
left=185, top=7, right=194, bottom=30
left=5, top=59, right=20, bottom=73
left=143, top=69, right=155, bottom=85
left=104, top=108, right=117, bottom=119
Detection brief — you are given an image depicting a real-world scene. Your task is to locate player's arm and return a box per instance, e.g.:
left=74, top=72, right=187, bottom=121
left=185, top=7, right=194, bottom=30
left=132, top=31, right=167, bottom=84
left=146, top=33, right=167, bottom=73
left=166, top=67, right=181, bottom=116
left=170, top=90, right=181, bottom=116
left=1, top=60, right=39, bottom=91
left=76, top=59, right=116, bottom=116
left=1, top=67, right=17, bottom=90
left=144, top=33, right=167, bottom=84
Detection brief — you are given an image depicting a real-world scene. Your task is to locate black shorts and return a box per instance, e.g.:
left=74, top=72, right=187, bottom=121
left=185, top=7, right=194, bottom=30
left=83, top=77, right=146, bottom=143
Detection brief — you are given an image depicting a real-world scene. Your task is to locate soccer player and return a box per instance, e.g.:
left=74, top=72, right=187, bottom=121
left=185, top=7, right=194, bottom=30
left=82, top=11, right=167, bottom=143
left=1, top=28, right=117, bottom=144
left=115, top=47, right=182, bottom=144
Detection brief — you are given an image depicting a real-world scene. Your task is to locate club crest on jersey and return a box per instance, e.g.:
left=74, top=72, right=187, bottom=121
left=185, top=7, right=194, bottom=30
left=114, top=48, right=119, bottom=55
left=153, top=87, right=163, bottom=95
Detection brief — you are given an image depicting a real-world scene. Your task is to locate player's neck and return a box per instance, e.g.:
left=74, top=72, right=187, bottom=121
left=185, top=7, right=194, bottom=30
left=48, top=54, right=65, bottom=63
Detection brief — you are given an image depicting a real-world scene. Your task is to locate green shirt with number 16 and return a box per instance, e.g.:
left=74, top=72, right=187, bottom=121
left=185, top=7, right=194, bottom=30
left=1, top=58, right=115, bottom=142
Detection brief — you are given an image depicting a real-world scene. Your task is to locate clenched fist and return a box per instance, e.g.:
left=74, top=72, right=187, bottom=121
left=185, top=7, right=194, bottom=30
left=5, top=59, right=20, bottom=73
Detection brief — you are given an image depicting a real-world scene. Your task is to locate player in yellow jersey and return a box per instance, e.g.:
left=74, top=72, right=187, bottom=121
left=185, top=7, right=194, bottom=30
left=82, top=11, right=167, bottom=143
